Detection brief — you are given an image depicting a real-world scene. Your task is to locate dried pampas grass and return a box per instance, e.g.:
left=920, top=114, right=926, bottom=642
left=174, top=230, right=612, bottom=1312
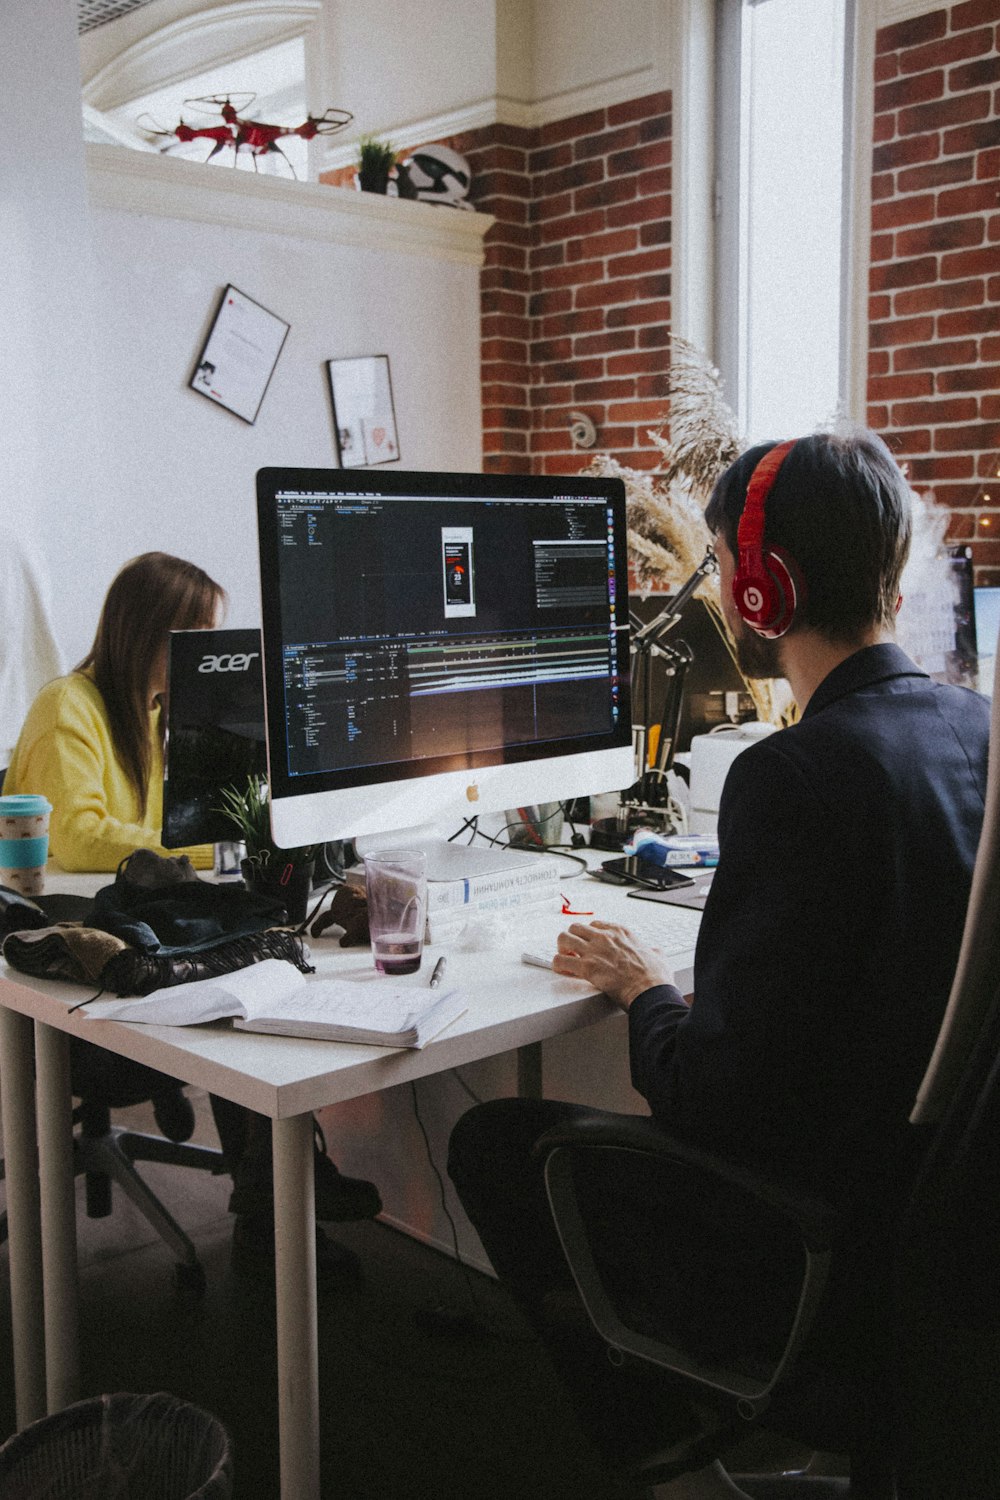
left=587, top=338, right=960, bottom=729
left=587, top=337, right=791, bottom=726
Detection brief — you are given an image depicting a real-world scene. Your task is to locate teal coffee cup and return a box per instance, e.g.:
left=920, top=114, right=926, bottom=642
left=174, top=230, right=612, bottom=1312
left=0, top=794, right=53, bottom=898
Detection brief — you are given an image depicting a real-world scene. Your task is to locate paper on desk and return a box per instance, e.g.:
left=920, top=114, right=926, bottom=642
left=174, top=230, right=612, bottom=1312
left=81, top=957, right=468, bottom=1048
left=82, top=958, right=304, bottom=1027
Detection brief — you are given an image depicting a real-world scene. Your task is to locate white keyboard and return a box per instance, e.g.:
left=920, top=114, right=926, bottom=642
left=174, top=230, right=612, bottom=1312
left=617, top=904, right=703, bottom=955
left=521, top=901, right=701, bottom=968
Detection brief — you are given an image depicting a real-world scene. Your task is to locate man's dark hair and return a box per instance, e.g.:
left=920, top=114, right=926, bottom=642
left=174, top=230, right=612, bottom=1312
left=704, top=428, right=913, bottom=641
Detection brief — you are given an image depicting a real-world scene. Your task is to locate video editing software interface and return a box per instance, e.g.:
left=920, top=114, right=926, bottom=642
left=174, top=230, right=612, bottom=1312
left=261, top=477, right=628, bottom=788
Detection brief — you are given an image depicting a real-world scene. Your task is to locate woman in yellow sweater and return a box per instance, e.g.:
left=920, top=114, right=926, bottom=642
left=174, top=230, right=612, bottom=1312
left=6, top=551, right=221, bottom=871
left=7, top=551, right=381, bottom=1279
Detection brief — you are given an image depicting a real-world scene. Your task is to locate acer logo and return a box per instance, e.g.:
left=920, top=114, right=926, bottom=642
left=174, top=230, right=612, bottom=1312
left=198, top=652, right=260, bottom=674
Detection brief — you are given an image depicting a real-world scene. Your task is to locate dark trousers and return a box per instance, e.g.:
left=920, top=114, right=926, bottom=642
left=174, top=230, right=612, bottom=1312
left=69, top=1037, right=253, bottom=1179
left=447, top=1097, right=716, bottom=1483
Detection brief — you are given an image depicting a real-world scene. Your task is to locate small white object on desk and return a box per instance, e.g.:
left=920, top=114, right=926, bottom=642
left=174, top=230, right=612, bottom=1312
left=521, top=951, right=554, bottom=969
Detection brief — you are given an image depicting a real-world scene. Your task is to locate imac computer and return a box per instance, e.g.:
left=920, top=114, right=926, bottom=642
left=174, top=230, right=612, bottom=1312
left=254, top=467, right=633, bottom=872
left=162, top=627, right=266, bottom=847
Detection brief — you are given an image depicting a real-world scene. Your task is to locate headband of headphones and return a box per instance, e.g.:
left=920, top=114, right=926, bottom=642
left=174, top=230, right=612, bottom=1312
left=732, top=439, right=805, bottom=639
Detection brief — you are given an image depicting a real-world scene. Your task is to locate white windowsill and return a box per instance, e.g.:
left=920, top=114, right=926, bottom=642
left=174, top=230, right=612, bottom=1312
left=85, top=143, right=493, bottom=266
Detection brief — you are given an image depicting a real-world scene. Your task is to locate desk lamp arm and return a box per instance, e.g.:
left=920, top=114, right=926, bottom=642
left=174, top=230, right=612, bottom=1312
left=630, top=546, right=718, bottom=652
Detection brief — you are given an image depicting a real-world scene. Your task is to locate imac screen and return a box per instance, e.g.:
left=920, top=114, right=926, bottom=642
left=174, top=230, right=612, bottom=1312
left=255, top=468, right=632, bottom=846
left=162, top=628, right=266, bottom=847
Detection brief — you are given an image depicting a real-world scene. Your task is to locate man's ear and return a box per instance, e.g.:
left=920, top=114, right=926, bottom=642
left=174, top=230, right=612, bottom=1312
left=895, top=594, right=903, bottom=615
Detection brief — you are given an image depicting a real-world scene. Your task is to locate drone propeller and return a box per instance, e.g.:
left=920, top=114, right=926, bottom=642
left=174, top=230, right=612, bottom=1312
left=305, top=106, right=354, bottom=135
left=135, top=112, right=173, bottom=139
left=184, top=91, right=257, bottom=117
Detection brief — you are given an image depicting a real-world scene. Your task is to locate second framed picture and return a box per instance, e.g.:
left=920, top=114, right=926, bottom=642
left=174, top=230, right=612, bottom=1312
left=327, top=355, right=400, bottom=467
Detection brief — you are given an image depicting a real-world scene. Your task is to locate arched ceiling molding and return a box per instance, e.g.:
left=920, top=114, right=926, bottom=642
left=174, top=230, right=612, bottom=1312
left=82, top=0, right=321, bottom=112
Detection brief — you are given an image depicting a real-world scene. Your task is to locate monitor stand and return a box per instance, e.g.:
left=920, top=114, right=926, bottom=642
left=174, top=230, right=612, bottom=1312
left=352, top=828, right=538, bottom=882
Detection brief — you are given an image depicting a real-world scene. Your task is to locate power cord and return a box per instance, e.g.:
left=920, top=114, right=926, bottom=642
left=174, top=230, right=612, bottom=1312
left=445, top=808, right=589, bottom=876
left=408, top=1079, right=536, bottom=1346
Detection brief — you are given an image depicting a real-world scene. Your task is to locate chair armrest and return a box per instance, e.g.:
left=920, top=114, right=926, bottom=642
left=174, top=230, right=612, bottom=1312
left=532, top=1110, right=837, bottom=1252
left=533, top=1109, right=840, bottom=1410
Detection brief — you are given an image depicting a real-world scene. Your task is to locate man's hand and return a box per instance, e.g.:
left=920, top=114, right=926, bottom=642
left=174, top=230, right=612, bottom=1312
left=552, top=920, right=679, bottom=1010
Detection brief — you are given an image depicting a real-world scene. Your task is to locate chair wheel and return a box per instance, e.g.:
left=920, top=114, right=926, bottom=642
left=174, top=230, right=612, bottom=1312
left=174, top=1260, right=207, bottom=1297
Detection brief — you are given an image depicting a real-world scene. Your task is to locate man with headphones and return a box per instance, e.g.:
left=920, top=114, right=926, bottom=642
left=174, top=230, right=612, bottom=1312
left=448, top=428, right=991, bottom=1499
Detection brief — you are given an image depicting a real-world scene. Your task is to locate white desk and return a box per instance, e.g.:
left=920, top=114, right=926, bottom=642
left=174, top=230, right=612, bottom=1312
left=0, top=870, right=699, bottom=1500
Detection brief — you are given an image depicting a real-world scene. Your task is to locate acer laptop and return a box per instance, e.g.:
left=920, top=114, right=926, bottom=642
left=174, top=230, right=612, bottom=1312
left=162, top=628, right=266, bottom=848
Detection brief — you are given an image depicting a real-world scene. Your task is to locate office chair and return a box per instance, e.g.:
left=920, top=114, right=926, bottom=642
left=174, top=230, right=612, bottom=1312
left=535, top=647, right=1000, bottom=1498
left=0, top=1048, right=226, bottom=1295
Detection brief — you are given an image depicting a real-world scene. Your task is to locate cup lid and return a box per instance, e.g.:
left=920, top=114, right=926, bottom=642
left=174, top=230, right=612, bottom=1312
left=0, top=794, right=53, bottom=816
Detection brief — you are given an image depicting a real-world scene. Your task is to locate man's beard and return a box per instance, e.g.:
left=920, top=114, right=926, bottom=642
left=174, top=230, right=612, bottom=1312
left=733, top=623, right=784, bottom=680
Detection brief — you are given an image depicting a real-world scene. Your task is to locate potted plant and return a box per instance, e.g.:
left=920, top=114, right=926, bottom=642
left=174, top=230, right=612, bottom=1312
left=216, top=776, right=317, bottom=924
left=356, top=134, right=397, bottom=194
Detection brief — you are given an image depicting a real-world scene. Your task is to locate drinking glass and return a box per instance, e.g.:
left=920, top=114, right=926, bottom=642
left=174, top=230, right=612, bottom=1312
left=363, top=850, right=428, bottom=975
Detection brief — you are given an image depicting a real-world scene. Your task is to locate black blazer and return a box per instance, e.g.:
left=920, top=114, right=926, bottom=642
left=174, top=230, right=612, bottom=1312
left=628, top=644, right=991, bottom=1208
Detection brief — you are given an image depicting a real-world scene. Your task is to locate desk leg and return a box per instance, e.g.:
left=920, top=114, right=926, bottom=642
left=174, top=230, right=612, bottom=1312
left=517, top=1041, right=543, bottom=1099
left=0, top=1005, right=46, bottom=1426
left=35, top=1022, right=79, bottom=1412
left=272, top=1113, right=320, bottom=1500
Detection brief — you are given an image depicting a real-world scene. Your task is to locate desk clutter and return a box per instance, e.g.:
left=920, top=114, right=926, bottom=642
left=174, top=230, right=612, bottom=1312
left=342, top=849, right=563, bottom=943
left=0, top=853, right=467, bottom=1050
left=0, top=849, right=311, bottom=996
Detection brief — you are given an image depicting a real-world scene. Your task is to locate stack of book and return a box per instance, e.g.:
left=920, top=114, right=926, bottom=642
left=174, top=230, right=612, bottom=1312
left=423, top=855, right=562, bottom=941
left=344, top=854, right=562, bottom=942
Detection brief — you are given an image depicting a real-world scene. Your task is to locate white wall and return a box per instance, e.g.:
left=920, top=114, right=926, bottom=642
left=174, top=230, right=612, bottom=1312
left=51, top=148, right=487, bottom=660
left=0, top=2, right=103, bottom=636
left=531, top=0, right=664, bottom=110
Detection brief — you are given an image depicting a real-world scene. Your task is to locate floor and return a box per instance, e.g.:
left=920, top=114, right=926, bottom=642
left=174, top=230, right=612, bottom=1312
left=0, top=1090, right=817, bottom=1499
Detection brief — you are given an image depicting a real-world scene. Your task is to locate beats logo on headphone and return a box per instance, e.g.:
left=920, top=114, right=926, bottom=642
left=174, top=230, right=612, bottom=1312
left=732, top=439, right=807, bottom=639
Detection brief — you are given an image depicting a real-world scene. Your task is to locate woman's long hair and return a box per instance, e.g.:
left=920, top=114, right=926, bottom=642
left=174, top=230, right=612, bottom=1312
left=77, top=552, right=226, bottom=817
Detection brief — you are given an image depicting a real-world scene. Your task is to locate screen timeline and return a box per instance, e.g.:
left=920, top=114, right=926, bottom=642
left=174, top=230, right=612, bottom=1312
left=272, top=489, right=623, bottom=779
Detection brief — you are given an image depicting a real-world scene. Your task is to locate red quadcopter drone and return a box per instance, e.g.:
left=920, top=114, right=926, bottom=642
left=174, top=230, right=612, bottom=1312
left=139, top=93, right=353, bottom=176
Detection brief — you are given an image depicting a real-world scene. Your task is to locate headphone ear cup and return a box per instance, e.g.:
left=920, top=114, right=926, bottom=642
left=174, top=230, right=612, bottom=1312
left=732, top=545, right=804, bottom=638
left=758, top=547, right=800, bottom=638
left=732, top=558, right=783, bottom=632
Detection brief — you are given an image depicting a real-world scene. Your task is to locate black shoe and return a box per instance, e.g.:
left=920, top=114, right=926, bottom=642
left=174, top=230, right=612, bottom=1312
left=230, top=1212, right=362, bottom=1287
left=228, top=1136, right=382, bottom=1223
left=312, top=1151, right=382, bottom=1222
left=152, top=1087, right=196, bottom=1143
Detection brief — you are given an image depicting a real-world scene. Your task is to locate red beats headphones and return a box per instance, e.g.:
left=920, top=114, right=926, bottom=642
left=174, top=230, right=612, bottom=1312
left=732, top=439, right=807, bottom=639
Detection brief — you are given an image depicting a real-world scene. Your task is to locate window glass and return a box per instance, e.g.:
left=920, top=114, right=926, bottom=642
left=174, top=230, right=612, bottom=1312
left=718, top=0, right=849, bottom=443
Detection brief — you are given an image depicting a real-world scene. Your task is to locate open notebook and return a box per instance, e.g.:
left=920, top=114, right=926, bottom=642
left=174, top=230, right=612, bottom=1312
left=85, top=958, right=467, bottom=1050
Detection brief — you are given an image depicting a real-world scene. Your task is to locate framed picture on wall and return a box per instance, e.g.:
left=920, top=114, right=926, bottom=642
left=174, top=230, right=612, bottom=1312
left=327, top=355, right=400, bottom=466
left=189, top=285, right=290, bottom=424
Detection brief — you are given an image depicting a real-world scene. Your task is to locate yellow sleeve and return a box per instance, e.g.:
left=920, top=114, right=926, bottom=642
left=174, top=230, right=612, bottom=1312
left=6, top=678, right=213, bottom=874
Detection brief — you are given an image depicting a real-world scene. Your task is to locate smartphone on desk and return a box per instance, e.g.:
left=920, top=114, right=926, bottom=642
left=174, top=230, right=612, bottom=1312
left=627, top=874, right=713, bottom=910
left=594, top=856, right=696, bottom=891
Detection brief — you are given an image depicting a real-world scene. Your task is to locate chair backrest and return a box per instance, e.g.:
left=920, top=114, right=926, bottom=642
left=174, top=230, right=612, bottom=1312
left=893, top=629, right=1000, bottom=1496
left=912, top=629, right=1000, bottom=1124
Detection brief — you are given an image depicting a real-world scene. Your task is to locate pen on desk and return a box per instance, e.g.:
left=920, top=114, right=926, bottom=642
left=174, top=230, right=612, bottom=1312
left=429, top=956, right=447, bottom=989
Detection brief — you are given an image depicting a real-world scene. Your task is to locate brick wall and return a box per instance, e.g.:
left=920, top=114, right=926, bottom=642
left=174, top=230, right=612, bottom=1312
left=868, top=0, right=1000, bottom=581
left=321, top=92, right=672, bottom=478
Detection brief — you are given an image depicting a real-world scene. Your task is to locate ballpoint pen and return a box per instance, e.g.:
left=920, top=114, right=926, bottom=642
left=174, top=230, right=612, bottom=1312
left=429, top=956, right=447, bottom=988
